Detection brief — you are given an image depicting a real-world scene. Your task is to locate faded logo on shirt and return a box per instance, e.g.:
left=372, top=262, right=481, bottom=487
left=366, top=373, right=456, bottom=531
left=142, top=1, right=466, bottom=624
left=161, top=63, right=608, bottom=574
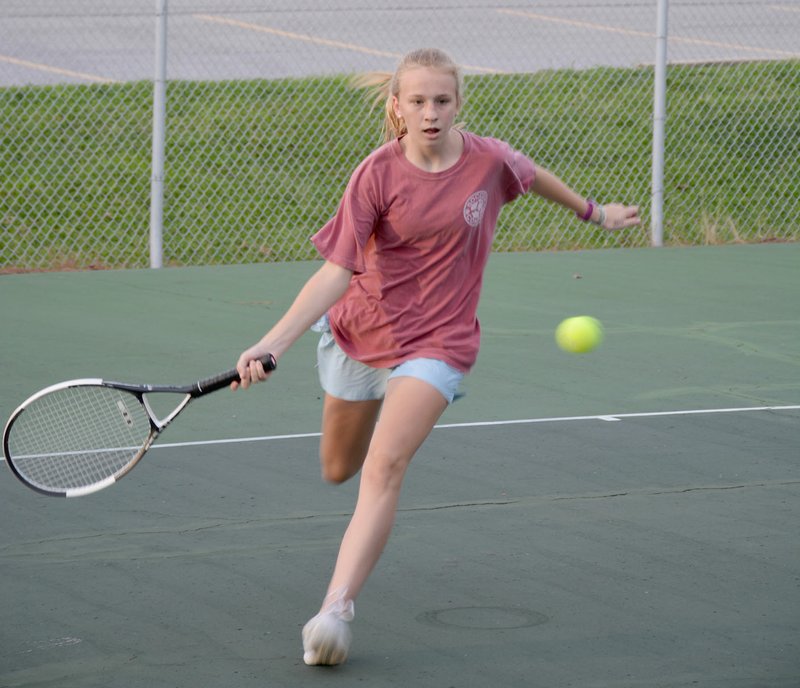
left=463, top=190, right=488, bottom=228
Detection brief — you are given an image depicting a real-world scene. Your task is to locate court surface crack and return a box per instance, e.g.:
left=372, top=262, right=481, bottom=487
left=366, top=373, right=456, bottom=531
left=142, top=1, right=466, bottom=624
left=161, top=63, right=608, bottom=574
left=395, top=479, right=800, bottom=512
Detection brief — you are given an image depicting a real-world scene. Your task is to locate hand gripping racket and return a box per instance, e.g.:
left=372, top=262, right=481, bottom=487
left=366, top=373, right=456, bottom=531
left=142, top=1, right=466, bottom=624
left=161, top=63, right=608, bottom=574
left=2, top=354, right=276, bottom=497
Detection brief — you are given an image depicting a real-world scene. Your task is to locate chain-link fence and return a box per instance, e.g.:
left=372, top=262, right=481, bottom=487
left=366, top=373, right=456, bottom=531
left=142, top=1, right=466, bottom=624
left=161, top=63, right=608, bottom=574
left=1, top=1, right=798, bottom=272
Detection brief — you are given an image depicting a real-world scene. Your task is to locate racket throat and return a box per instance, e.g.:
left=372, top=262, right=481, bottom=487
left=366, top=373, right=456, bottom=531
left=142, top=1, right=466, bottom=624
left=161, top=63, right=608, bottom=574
left=141, top=392, right=192, bottom=432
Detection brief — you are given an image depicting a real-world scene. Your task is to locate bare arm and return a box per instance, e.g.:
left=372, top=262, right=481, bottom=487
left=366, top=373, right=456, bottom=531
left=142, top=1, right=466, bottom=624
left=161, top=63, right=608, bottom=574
left=530, top=166, right=640, bottom=230
left=233, top=260, right=353, bottom=390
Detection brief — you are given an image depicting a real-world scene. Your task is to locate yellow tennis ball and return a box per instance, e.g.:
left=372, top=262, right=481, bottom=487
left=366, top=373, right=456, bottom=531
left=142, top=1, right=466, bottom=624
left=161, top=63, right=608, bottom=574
left=555, top=316, right=604, bottom=354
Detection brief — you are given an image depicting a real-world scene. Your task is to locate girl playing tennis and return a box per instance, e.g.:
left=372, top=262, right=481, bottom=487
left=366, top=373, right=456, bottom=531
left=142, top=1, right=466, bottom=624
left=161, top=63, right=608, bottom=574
left=233, top=47, right=640, bottom=666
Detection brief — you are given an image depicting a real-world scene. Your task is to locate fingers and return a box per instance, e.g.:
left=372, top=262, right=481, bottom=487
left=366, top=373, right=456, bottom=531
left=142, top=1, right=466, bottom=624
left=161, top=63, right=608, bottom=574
left=232, top=351, right=274, bottom=391
left=249, top=357, right=271, bottom=383
left=603, top=204, right=641, bottom=231
left=233, top=356, right=249, bottom=391
left=618, top=204, right=641, bottom=228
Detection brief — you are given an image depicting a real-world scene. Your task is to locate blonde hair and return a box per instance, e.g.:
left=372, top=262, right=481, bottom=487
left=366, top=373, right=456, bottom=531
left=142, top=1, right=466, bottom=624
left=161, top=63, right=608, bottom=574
left=352, top=48, right=464, bottom=143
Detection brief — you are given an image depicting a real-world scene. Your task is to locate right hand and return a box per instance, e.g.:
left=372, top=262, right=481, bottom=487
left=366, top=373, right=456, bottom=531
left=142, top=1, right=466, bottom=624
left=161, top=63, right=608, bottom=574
left=232, top=344, right=276, bottom=391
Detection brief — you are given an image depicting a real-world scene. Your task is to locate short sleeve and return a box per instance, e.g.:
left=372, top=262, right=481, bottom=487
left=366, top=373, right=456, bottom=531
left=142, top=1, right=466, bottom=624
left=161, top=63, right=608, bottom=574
left=311, top=161, right=381, bottom=273
left=499, top=142, right=536, bottom=203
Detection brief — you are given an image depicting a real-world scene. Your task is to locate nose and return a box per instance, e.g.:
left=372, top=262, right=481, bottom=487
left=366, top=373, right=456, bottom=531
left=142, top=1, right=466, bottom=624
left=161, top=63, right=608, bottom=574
left=423, top=102, right=437, bottom=121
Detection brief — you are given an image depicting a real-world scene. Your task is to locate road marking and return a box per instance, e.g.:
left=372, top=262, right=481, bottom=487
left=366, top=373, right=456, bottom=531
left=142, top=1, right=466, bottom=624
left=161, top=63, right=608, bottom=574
left=194, top=14, right=502, bottom=74
left=0, top=54, right=117, bottom=84
left=497, top=9, right=799, bottom=59
left=768, top=4, right=800, bottom=13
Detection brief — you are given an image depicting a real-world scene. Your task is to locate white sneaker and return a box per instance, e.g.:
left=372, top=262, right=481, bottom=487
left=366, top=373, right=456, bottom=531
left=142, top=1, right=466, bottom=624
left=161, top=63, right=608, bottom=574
left=302, top=595, right=355, bottom=666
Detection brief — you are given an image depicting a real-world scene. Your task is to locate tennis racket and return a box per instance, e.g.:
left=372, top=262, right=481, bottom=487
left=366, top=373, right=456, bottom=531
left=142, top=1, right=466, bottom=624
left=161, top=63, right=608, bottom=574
left=2, top=354, right=276, bottom=498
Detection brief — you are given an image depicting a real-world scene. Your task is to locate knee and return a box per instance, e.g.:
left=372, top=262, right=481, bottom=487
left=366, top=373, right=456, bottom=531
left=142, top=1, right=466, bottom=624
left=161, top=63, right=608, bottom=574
left=321, top=461, right=356, bottom=485
left=319, top=448, right=361, bottom=485
left=360, top=449, right=410, bottom=493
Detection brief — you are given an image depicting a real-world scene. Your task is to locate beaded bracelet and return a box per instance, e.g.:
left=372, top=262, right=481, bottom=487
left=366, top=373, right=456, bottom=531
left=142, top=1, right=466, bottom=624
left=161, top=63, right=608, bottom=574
left=593, top=204, right=606, bottom=227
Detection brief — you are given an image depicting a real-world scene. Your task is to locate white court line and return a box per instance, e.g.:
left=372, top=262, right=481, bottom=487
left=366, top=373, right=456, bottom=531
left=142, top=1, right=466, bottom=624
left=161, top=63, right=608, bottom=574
left=153, top=431, right=324, bottom=449
left=436, top=404, right=800, bottom=430
left=2, top=404, right=796, bottom=462
left=146, top=404, right=800, bottom=451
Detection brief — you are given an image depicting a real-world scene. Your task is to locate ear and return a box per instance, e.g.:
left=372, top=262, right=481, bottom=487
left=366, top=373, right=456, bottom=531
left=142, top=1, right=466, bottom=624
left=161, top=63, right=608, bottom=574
left=391, top=94, right=402, bottom=119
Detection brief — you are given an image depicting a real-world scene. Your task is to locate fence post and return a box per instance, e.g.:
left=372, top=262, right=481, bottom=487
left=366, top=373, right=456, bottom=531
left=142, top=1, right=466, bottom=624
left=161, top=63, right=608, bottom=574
left=651, top=0, right=668, bottom=247
left=650, top=0, right=669, bottom=246
left=150, top=0, right=168, bottom=268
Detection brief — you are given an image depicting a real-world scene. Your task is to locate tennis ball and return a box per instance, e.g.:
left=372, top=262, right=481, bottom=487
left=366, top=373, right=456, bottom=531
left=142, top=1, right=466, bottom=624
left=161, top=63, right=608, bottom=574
left=555, top=316, right=604, bottom=354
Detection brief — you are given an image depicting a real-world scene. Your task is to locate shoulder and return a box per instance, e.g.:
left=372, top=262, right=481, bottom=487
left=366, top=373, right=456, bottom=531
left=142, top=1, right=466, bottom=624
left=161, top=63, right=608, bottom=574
left=336, top=141, right=403, bottom=215
left=338, top=141, right=397, bottom=205
left=465, top=130, right=535, bottom=171
left=462, top=131, right=524, bottom=162
left=462, top=131, right=536, bottom=194
left=351, top=140, right=400, bottom=179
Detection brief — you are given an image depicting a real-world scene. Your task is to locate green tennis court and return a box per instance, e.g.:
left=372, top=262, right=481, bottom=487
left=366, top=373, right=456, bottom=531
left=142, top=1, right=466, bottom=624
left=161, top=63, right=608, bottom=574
left=1, top=243, right=798, bottom=687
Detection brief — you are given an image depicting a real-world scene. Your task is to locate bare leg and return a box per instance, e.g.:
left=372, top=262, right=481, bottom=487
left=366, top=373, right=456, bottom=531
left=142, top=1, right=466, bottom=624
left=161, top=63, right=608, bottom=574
left=319, top=394, right=382, bottom=484
left=322, top=375, right=448, bottom=604
left=302, top=377, right=448, bottom=665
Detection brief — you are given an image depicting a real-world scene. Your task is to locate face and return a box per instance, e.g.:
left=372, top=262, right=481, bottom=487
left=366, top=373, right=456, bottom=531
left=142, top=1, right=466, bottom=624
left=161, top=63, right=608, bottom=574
left=392, top=66, right=460, bottom=148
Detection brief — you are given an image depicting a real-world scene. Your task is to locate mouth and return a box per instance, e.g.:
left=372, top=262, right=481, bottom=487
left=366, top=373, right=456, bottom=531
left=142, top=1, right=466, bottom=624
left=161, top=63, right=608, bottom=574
left=422, top=127, right=441, bottom=137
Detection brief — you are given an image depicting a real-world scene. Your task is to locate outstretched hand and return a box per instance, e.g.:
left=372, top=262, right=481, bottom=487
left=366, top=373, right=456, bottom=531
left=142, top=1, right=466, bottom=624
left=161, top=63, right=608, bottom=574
left=602, top=204, right=641, bottom=231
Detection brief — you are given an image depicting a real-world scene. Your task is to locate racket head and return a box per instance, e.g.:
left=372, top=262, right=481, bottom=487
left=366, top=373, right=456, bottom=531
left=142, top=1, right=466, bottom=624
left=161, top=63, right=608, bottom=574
left=3, top=380, right=156, bottom=497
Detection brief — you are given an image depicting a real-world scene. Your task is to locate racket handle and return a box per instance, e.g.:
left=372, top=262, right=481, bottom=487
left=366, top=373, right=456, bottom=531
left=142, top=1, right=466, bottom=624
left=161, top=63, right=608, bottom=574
left=194, top=353, right=277, bottom=395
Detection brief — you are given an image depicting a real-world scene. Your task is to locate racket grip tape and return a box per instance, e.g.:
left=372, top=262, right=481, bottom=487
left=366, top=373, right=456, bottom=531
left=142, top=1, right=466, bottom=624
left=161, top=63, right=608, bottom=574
left=194, top=353, right=277, bottom=395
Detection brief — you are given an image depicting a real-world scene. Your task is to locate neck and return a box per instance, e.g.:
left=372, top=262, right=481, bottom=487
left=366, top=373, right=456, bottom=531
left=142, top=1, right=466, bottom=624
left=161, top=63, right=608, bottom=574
left=400, top=129, right=464, bottom=173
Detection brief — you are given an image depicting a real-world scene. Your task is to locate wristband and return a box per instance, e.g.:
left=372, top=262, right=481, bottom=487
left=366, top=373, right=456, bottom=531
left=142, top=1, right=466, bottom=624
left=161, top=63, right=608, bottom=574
left=577, top=199, right=595, bottom=222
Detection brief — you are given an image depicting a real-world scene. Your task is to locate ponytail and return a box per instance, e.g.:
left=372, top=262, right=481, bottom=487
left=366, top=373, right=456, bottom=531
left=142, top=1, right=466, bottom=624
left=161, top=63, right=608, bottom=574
left=350, top=71, right=406, bottom=142
left=351, top=48, right=463, bottom=143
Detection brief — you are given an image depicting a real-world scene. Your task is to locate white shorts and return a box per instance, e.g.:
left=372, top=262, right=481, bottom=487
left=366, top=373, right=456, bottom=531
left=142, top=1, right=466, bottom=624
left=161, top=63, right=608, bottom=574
left=313, top=316, right=464, bottom=404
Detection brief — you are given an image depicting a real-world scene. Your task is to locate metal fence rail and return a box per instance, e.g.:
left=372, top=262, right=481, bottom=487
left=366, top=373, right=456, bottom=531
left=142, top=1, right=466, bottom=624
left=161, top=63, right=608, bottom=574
left=1, top=1, right=798, bottom=272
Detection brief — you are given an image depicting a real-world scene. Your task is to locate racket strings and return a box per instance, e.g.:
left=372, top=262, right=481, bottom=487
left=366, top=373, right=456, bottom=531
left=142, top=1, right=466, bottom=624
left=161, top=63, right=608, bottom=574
left=7, top=386, right=152, bottom=491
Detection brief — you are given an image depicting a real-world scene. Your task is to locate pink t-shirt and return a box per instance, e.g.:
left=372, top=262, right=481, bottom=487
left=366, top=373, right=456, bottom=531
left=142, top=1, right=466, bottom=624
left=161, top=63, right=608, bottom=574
left=311, top=130, right=536, bottom=372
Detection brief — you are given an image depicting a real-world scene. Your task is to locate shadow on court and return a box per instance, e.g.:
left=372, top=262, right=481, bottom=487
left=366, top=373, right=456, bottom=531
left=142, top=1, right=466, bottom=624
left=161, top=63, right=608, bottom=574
left=1, top=244, right=799, bottom=687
